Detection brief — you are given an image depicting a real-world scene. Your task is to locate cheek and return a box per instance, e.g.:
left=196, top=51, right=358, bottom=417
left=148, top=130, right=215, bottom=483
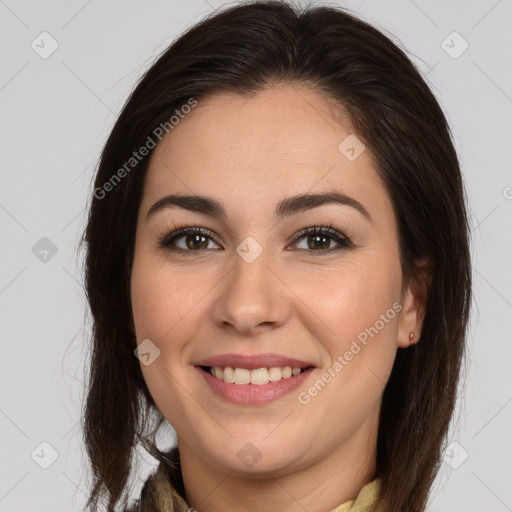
left=131, top=250, right=200, bottom=343
left=130, top=249, right=216, bottom=412
left=130, top=252, right=201, bottom=426
left=131, top=264, right=172, bottom=341
left=302, top=257, right=402, bottom=365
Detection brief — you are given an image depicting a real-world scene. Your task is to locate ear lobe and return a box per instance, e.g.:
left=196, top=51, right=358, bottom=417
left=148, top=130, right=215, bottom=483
left=397, top=259, right=432, bottom=348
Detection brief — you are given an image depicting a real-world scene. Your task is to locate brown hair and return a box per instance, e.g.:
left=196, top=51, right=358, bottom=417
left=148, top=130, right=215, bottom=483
left=81, top=1, right=472, bottom=510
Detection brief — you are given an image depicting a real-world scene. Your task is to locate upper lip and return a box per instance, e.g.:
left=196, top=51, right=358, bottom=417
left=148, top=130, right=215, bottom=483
left=194, top=353, right=315, bottom=370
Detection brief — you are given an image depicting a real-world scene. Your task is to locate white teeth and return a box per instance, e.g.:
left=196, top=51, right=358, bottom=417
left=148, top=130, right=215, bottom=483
left=223, top=366, right=235, bottom=383
left=208, top=366, right=306, bottom=385
left=234, top=368, right=251, bottom=384
left=268, top=367, right=282, bottom=382
left=250, top=368, right=269, bottom=385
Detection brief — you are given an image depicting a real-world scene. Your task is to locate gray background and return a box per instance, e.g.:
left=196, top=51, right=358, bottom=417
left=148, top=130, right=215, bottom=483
left=1, top=0, right=511, bottom=511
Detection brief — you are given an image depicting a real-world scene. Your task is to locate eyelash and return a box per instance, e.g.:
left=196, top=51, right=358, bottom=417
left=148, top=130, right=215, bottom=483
left=156, top=222, right=353, bottom=258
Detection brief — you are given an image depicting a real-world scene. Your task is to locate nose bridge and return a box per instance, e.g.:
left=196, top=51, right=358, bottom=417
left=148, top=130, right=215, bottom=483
left=230, top=237, right=273, bottom=302
left=215, top=236, right=287, bottom=332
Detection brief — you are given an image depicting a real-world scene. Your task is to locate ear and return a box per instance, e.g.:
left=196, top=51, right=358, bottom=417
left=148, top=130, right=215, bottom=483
left=397, top=259, right=431, bottom=348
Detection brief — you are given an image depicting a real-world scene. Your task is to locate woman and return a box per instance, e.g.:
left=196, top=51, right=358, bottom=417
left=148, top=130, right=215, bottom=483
left=81, top=1, right=472, bottom=511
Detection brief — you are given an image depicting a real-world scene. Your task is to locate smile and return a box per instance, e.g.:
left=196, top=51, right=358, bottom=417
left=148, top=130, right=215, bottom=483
left=196, top=365, right=315, bottom=405
left=202, top=365, right=310, bottom=385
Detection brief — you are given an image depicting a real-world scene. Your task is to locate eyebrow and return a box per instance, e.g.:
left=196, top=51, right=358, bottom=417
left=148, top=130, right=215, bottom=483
left=146, top=191, right=372, bottom=222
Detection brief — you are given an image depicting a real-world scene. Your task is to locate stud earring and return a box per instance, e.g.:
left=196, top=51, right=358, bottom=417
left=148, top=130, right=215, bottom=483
left=409, top=332, right=416, bottom=344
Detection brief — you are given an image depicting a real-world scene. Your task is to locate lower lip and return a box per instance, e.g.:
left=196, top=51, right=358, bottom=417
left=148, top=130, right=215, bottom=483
left=196, top=367, right=314, bottom=405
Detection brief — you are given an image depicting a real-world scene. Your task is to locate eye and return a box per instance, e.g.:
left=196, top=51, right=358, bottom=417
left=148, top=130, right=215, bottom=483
left=158, top=224, right=220, bottom=256
left=289, top=224, right=353, bottom=256
left=157, top=222, right=353, bottom=257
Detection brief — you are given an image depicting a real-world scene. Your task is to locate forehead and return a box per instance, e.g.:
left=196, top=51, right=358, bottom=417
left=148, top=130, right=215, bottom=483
left=142, top=85, right=389, bottom=220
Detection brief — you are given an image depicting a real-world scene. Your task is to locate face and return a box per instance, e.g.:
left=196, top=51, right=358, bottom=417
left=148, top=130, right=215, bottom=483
left=130, top=85, right=422, bottom=478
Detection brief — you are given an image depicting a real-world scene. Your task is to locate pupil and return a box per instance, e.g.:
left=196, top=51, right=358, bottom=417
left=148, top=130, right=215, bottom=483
left=310, top=235, right=328, bottom=250
left=188, top=234, right=207, bottom=250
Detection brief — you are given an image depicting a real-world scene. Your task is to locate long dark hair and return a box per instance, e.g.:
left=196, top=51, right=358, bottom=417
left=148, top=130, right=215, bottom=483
left=81, top=1, right=472, bottom=510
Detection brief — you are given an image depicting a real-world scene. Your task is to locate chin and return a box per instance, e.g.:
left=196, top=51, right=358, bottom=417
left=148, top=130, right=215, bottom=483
left=203, top=437, right=305, bottom=477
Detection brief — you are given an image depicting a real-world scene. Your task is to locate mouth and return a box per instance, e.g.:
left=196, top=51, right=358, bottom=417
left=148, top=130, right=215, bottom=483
left=199, top=365, right=314, bottom=385
left=195, top=363, right=315, bottom=406
left=194, top=353, right=316, bottom=405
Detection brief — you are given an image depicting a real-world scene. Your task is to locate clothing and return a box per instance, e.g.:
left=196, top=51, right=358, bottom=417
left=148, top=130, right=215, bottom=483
left=131, top=447, right=382, bottom=512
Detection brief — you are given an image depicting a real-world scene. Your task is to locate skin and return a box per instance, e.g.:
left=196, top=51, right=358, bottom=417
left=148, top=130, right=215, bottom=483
left=130, top=84, right=427, bottom=512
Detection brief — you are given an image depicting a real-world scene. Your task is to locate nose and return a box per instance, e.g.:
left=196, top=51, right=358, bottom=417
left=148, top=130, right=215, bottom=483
left=211, top=244, right=291, bottom=336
